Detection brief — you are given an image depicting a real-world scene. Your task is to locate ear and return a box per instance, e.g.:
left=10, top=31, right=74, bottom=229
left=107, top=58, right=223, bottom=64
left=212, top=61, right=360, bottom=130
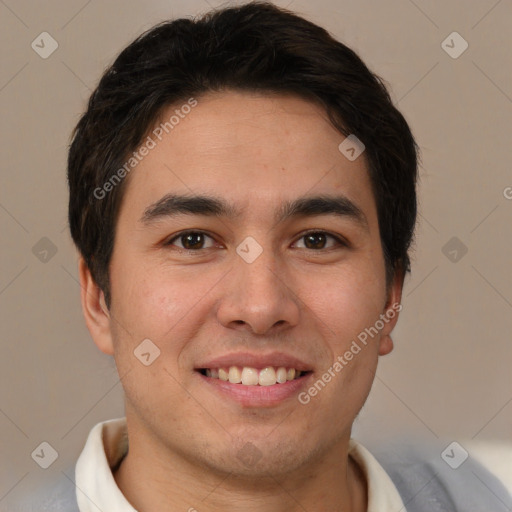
left=78, top=257, right=115, bottom=355
left=378, top=268, right=404, bottom=356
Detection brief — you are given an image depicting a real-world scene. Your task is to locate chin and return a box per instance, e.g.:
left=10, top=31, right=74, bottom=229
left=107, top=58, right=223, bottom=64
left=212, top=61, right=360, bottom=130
left=206, top=436, right=317, bottom=478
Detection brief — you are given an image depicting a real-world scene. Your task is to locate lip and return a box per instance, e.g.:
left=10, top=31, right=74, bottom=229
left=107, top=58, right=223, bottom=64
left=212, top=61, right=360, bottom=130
left=197, top=371, right=313, bottom=407
left=194, top=351, right=314, bottom=407
left=194, top=351, right=313, bottom=372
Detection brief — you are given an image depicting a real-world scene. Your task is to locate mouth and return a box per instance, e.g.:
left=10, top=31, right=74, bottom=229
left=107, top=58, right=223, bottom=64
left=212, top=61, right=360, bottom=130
left=194, top=353, right=314, bottom=407
left=196, top=366, right=311, bottom=386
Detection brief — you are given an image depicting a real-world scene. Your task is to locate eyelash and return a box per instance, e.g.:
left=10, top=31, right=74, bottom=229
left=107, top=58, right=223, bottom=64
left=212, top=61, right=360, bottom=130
left=164, top=230, right=348, bottom=252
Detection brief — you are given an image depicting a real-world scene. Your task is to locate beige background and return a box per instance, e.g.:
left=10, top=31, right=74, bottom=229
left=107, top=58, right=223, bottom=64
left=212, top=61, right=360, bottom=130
left=1, top=0, right=511, bottom=506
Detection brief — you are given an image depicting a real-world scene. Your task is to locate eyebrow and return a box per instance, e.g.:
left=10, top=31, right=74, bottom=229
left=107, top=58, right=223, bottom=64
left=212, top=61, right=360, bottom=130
left=141, top=193, right=368, bottom=230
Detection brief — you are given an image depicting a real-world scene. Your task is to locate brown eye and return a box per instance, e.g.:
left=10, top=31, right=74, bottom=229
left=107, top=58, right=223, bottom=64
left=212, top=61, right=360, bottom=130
left=166, top=231, right=215, bottom=250
left=294, top=231, right=345, bottom=250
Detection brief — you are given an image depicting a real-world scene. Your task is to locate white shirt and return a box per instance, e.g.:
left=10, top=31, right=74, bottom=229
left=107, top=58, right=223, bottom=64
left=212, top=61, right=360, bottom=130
left=75, top=417, right=407, bottom=511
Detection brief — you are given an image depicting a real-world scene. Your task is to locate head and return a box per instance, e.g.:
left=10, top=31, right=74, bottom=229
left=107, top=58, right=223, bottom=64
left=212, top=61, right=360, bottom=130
left=68, top=1, right=417, bottom=478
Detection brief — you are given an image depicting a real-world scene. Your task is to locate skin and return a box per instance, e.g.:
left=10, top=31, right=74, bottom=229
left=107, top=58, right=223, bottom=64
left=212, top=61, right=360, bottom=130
left=79, top=90, right=403, bottom=511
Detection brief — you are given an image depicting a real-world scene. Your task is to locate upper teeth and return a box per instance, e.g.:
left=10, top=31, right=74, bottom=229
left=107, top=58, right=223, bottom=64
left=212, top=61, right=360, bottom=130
left=204, top=366, right=301, bottom=386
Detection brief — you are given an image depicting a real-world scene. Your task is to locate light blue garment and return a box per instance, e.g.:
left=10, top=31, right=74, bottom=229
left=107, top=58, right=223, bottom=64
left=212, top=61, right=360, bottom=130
left=372, top=439, right=512, bottom=512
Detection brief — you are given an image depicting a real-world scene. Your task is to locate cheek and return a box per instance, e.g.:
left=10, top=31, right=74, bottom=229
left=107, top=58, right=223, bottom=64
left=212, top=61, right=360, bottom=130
left=109, top=261, right=221, bottom=357
left=308, top=272, right=383, bottom=420
left=123, top=280, right=183, bottom=338
left=313, top=265, right=386, bottom=348
left=111, top=251, right=176, bottom=317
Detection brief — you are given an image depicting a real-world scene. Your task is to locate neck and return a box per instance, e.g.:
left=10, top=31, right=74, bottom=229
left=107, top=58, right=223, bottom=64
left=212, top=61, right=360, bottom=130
left=113, top=426, right=367, bottom=512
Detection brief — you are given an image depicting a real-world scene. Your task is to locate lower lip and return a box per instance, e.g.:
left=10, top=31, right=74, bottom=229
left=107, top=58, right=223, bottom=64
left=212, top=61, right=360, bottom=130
left=197, top=372, right=312, bottom=407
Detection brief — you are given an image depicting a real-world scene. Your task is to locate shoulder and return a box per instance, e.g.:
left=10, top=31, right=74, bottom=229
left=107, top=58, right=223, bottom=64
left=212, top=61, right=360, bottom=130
left=369, top=438, right=512, bottom=512
left=2, top=467, right=79, bottom=512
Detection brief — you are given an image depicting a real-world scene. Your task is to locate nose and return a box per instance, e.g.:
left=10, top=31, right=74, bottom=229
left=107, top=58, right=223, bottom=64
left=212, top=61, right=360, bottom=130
left=216, top=244, right=301, bottom=335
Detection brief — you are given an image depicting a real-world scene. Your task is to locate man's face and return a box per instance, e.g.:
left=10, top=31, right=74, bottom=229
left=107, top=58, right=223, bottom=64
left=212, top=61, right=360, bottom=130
left=88, top=90, right=401, bottom=476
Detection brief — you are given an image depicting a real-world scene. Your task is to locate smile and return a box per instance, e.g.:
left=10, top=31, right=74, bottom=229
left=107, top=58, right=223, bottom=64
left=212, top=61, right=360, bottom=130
left=198, top=366, right=308, bottom=386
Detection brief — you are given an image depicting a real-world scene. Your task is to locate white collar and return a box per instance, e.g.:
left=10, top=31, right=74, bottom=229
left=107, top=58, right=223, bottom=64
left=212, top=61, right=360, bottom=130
left=349, top=438, right=407, bottom=511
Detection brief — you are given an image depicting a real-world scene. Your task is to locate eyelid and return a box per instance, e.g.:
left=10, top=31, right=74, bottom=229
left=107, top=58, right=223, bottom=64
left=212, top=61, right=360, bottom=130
left=165, top=229, right=348, bottom=250
left=164, top=230, right=220, bottom=249
left=294, top=229, right=348, bottom=249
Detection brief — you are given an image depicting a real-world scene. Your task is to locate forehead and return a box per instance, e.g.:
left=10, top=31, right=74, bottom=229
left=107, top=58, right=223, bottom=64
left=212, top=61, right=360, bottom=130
left=118, top=90, right=377, bottom=227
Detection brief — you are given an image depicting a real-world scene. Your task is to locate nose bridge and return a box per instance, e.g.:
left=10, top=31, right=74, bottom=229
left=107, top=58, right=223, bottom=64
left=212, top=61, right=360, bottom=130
left=235, top=234, right=285, bottom=300
left=216, top=234, right=300, bottom=333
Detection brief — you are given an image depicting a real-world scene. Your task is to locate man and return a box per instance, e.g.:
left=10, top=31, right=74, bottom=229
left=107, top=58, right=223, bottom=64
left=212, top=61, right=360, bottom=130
left=59, top=2, right=509, bottom=511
